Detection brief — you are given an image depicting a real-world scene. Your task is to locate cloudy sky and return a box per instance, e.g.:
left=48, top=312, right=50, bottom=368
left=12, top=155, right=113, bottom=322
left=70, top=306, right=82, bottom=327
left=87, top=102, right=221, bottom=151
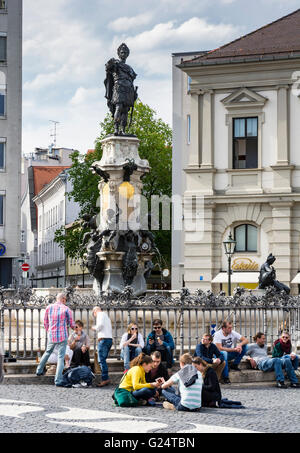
left=22, top=0, right=299, bottom=154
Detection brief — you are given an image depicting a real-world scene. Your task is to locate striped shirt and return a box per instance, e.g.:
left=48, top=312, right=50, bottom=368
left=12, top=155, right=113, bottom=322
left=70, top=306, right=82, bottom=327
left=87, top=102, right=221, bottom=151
left=44, top=301, right=76, bottom=343
left=172, top=369, right=203, bottom=409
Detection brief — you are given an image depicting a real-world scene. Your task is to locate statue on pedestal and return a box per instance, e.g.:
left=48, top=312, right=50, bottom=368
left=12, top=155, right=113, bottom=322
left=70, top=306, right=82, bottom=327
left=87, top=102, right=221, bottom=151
left=104, top=43, right=138, bottom=135
left=258, top=253, right=290, bottom=294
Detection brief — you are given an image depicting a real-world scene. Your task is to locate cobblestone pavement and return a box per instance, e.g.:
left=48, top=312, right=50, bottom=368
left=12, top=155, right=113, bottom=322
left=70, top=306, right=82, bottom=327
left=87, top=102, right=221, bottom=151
left=0, top=384, right=299, bottom=433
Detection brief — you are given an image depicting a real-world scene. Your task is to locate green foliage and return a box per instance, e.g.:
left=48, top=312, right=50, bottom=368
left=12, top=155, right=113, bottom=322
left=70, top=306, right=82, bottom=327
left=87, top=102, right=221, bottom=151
left=54, top=223, right=86, bottom=260
left=54, top=99, right=172, bottom=265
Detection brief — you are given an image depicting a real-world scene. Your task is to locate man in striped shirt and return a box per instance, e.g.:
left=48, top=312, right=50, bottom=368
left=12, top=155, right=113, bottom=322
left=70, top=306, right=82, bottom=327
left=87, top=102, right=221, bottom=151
left=36, top=292, right=76, bottom=386
left=161, top=353, right=203, bottom=411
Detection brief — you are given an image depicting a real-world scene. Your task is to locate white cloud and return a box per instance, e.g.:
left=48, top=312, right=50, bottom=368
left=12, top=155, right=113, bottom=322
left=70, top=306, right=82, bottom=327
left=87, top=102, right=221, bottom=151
left=108, top=12, right=153, bottom=32
left=122, top=17, right=241, bottom=53
left=70, top=87, right=101, bottom=106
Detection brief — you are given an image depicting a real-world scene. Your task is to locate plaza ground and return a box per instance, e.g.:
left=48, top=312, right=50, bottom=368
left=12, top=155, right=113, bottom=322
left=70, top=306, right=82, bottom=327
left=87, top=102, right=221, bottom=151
left=0, top=384, right=299, bottom=433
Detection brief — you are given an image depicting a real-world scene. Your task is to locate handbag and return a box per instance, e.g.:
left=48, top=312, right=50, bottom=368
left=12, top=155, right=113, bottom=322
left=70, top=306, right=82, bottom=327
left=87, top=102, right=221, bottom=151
left=112, top=371, right=138, bottom=407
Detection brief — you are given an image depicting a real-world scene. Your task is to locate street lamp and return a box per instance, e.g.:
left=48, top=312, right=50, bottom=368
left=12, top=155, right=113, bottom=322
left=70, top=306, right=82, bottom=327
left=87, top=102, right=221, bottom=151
left=223, top=232, right=236, bottom=296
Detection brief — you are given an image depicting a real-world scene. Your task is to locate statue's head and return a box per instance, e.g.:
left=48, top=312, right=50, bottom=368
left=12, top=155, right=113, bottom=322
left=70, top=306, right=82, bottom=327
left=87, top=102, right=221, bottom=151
left=117, top=43, right=130, bottom=61
left=267, top=253, right=276, bottom=265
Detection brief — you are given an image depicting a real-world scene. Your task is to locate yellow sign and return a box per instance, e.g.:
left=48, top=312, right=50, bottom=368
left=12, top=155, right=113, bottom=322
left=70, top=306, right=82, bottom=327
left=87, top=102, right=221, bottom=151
left=232, top=257, right=259, bottom=271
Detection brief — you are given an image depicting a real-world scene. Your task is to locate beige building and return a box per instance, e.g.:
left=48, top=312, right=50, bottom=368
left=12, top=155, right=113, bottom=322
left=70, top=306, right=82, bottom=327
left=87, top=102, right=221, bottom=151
left=172, top=10, right=300, bottom=295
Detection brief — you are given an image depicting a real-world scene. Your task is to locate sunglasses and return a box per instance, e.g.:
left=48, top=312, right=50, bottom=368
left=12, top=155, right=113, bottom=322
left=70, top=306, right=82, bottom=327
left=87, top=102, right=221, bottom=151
left=282, top=336, right=289, bottom=339
left=131, top=327, right=138, bottom=331
left=153, top=326, right=161, bottom=330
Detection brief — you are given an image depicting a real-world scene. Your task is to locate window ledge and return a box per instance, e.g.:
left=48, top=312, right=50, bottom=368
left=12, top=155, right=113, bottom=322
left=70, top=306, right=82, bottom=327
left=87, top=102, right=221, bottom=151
left=226, top=168, right=263, bottom=173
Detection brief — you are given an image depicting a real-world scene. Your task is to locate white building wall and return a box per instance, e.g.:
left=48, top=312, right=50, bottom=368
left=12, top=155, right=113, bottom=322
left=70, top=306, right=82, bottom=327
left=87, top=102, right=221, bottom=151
left=34, top=171, right=81, bottom=288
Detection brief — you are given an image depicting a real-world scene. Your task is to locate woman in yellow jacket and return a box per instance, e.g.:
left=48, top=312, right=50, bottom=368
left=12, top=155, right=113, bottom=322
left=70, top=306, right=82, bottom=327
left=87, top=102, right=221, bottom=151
left=119, top=353, right=160, bottom=402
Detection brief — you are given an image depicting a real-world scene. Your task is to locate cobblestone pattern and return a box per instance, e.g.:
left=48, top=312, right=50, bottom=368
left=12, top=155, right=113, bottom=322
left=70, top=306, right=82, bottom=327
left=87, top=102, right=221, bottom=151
left=0, top=384, right=299, bottom=433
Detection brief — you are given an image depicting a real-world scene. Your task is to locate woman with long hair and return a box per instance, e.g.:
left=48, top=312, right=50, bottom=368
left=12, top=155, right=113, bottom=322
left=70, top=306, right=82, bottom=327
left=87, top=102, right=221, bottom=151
left=119, top=323, right=144, bottom=371
left=192, top=357, right=222, bottom=407
left=119, top=353, right=160, bottom=403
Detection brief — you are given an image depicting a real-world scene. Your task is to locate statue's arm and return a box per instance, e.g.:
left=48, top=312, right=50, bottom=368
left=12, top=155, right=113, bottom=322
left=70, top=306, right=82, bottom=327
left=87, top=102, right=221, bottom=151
left=105, top=58, right=117, bottom=72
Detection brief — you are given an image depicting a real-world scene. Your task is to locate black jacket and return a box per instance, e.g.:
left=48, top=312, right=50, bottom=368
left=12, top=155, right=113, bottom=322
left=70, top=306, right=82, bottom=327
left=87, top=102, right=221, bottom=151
left=202, top=367, right=222, bottom=404
left=145, top=362, right=169, bottom=383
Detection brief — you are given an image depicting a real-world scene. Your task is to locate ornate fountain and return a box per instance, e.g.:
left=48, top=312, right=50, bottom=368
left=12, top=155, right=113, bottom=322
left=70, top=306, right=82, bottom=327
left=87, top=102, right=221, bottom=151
left=82, top=43, right=156, bottom=296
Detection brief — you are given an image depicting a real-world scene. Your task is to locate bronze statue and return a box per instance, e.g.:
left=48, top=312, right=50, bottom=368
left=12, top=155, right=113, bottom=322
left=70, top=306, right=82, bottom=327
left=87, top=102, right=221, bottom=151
left=104, top=43, right=138, bottom=135
left=258, top=253, right=290, bottom=294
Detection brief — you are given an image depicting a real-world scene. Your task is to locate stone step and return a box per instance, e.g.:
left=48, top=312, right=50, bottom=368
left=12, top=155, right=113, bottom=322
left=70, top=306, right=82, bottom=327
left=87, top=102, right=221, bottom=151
left=3, top=359, right=297, bottom=386
left=2, top=358, right=258, bottom=375
left=2, top=370, right=276, bottom=386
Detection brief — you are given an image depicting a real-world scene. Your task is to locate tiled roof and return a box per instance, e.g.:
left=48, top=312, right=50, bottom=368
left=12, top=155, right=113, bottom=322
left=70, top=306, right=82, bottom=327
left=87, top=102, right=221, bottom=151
left=32, top=166, right=70, bottom=196
left=183, top=9, right=300, bottom=66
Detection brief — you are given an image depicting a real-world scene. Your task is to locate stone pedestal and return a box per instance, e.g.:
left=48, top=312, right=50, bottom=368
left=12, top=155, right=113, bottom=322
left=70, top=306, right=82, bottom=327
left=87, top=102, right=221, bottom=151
left=92, top=136, right=150, bottom=231
left=89, top=135, right=155, bottom=296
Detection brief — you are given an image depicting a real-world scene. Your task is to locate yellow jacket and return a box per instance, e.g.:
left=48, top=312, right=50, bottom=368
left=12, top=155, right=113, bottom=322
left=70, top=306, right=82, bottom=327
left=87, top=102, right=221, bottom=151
left=119, top=365, right=153, bottom=392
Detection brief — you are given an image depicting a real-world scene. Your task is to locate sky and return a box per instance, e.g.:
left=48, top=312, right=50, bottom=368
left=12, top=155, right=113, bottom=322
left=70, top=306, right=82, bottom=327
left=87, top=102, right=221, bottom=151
left=22, top=0, right=300, bottom=155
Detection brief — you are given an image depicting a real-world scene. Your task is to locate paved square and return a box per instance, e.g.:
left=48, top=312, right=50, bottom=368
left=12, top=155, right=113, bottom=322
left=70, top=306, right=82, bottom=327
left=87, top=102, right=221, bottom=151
left=0, top=384, right=299, bottom=433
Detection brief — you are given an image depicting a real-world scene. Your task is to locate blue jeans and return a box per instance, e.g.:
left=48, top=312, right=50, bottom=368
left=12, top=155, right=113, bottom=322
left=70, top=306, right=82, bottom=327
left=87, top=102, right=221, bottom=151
left=36, top=339, right=67, bottom=386
left=120, top=346, right=142, bottom=370
left=258, top=357, right=298, bottom=383
left=132, top=387, right=156, bottom=401
left=97, top=338, right=112, bottom=381
left=162, top=387, right=200, bottom=412
left=281, top=354, right=299, bottom=371
left=220, top=345, right=248, bottom=378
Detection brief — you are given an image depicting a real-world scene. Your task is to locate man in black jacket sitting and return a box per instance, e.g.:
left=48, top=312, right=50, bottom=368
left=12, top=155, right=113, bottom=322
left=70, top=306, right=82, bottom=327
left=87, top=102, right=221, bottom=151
left=194, top=333, right=225, bottom=381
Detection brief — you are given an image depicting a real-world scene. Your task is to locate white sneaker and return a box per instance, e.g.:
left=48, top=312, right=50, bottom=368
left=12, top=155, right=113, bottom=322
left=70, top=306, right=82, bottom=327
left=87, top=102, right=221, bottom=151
left=163, top=401, right=175, bottom=410
left=72, top=383, right=82, bottom=388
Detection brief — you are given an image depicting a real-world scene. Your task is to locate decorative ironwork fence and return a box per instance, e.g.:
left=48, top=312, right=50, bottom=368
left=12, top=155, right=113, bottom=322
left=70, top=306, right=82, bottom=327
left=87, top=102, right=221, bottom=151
left=0, top=286, right=299, bottom=360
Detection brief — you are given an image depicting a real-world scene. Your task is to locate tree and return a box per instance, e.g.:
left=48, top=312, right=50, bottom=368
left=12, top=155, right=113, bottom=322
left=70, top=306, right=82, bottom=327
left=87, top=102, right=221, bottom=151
left=54, top=100, right=172, bottom=267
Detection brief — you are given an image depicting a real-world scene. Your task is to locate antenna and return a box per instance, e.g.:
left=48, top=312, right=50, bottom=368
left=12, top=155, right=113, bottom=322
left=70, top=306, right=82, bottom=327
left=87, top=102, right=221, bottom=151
left=49, top=120, right=60, bottom=147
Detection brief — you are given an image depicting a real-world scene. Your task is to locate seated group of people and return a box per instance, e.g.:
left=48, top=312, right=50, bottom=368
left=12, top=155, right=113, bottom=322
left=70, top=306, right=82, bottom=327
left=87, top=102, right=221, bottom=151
left=119, top=318, right=175, bottom=371
left=115, top=320, right=300, bottom=411
left=198, top=321, right=300, bottom=389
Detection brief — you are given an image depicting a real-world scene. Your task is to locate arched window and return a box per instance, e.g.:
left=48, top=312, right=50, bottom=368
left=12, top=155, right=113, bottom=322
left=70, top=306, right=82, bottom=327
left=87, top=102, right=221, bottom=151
left=234, top=224, right=257, bottom=252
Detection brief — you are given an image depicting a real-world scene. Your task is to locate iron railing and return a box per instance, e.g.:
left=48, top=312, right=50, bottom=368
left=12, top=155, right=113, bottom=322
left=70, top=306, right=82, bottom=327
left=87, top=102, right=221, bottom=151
left=0, top=286, right=299, bottom=360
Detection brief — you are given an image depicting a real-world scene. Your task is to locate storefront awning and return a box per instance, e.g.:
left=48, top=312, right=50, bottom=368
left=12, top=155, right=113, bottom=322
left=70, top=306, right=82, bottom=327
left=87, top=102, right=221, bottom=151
left=212, top=272, right=259, bottom=283
left=291, top=273, right=300, bottom=284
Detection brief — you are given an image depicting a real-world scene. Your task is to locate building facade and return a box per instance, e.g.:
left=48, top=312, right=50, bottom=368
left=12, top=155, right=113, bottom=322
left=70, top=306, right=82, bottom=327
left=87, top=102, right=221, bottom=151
left=0, top=0, right=22, bottom=287
left=20, top=146, right=74, bottom=286
left=33, top=169, right=81, bottom=288
left=172, top=10, right=300, bottom=295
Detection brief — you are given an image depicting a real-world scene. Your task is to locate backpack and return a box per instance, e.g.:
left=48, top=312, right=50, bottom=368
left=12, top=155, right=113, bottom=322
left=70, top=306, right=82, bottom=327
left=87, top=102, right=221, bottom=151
left=112, top=371, right=138, bottom=407
left=61, top=366, right=95, bottom=388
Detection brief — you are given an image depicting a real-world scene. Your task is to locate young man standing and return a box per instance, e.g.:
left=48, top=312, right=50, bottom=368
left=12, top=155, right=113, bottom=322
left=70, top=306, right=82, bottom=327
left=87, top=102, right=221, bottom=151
left=92, top=306, right=113, bottom=387
left=214, top=321, right=248, bottom=384
left=36, top=293, right=76, bottom=386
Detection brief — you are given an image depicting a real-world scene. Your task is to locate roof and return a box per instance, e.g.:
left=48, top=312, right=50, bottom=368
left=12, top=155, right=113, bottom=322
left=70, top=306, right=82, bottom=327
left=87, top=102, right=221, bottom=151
left=32, top=166, right=70, bottom=196
left=182, top=9, right=300, bottom=67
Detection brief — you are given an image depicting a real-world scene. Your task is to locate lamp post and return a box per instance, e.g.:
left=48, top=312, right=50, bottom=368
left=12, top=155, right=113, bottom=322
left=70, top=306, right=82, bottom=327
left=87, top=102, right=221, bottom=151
left=223, top=232, right=236, bottom=296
